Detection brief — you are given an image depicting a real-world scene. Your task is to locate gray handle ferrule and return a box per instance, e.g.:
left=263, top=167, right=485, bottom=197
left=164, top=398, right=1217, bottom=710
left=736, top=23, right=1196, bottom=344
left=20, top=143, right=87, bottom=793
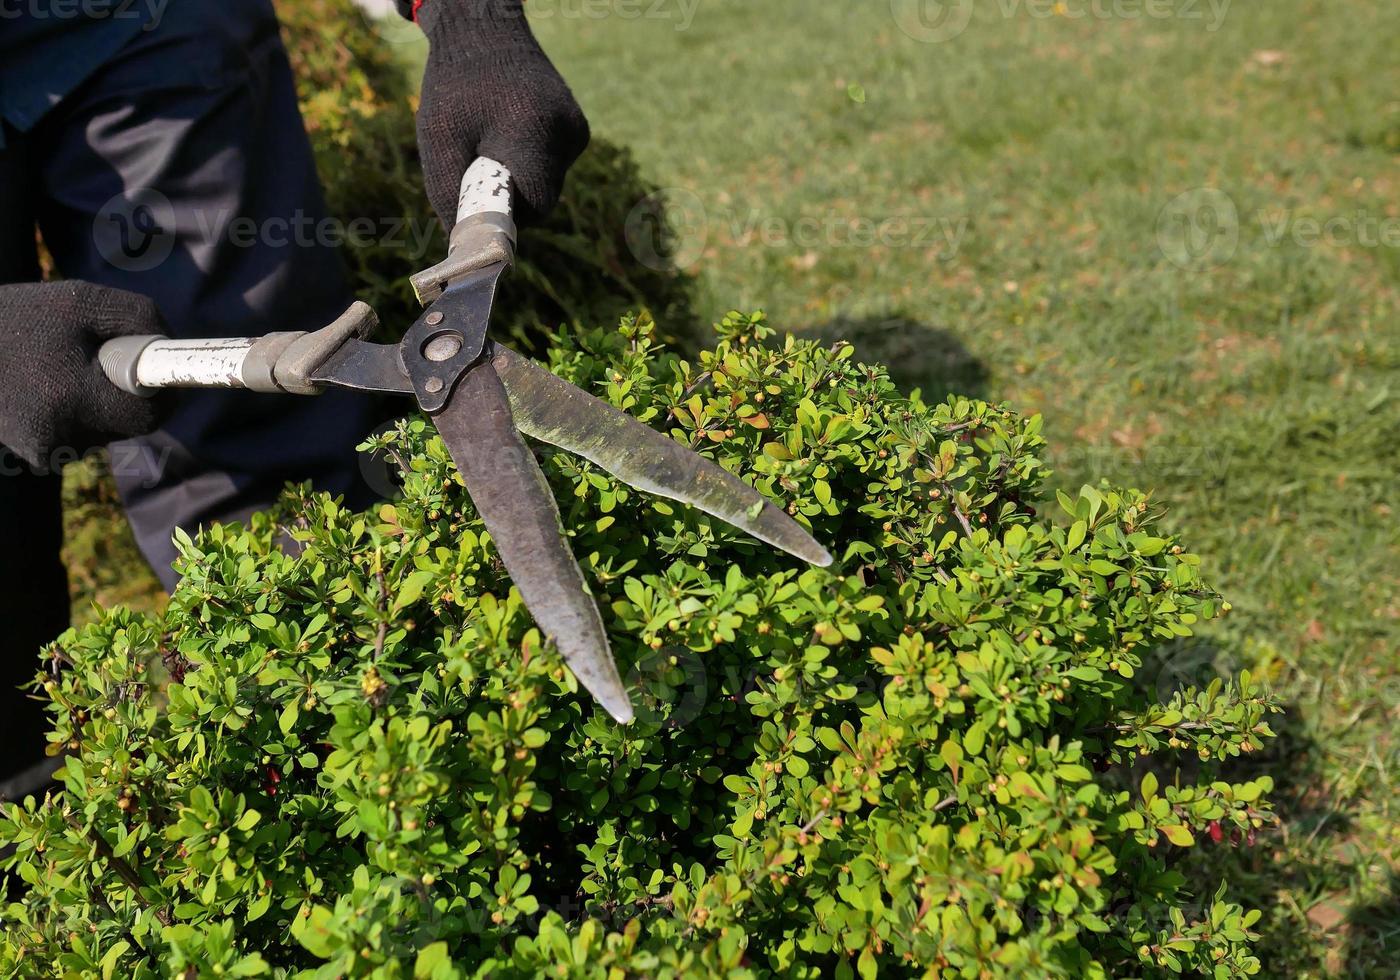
left=410, top=214, right=517, bottom=305
left=273, top=301, right=379, bottom=394
left=410, top=158, right=517, bottom=305
left=240, top=301, right=379, bottom=395
left=242, top=332, right=305, bottom=393
left=99, top=335, right=163, bottom=396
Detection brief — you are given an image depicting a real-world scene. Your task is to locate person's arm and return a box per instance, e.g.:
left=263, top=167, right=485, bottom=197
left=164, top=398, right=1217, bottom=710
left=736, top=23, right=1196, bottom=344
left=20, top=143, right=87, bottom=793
left=0, top=282, right=165, bottom=470
left=393, top=0, right=591, bottom=229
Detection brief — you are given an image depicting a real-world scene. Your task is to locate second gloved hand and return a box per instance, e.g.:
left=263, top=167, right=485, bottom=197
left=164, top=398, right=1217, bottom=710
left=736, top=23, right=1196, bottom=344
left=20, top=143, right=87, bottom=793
left=0, top=281, right=166, bottom=470
left=407, top=0, right=591, bottom=229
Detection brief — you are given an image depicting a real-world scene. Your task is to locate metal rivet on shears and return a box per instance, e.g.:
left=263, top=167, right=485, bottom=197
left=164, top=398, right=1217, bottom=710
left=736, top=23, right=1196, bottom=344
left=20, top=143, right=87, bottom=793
left=424, top=377, right=444, bottom=394
left=425, top=311, right=445, bottom=325
left=424, top=333, right=463, bottom=362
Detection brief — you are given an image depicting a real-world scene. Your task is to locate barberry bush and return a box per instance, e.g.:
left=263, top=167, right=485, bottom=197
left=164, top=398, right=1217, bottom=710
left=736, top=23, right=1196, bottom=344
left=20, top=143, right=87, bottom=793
left=2, top=314, right=1278, bottom=977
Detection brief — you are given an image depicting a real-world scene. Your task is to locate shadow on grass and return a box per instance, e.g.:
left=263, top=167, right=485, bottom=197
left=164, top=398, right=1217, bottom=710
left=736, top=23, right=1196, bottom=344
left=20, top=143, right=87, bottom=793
left=1241, top=703, right=1400, bottom=979
left=1344, top=871, right=1400, bottom=979
left=1227, top=704, right=1346, bottom=975
left=1135, top=640, right=1373, bottom=976
left=802, top=314, right=989, bottom=403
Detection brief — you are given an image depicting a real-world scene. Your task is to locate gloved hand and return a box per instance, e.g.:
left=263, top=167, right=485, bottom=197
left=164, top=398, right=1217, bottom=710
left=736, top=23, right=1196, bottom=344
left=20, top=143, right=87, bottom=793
left=0, top=281, right=166, bottom=470
left=398, top=0, right=591, bottom=229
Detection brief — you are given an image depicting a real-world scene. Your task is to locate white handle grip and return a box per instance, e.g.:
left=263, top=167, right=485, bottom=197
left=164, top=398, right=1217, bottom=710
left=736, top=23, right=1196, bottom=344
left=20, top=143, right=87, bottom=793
left=456, top=157, right=514, bottom=225
left=99, top=336, right=261, bottom=393
left=134, top=338, right=258, bottom=389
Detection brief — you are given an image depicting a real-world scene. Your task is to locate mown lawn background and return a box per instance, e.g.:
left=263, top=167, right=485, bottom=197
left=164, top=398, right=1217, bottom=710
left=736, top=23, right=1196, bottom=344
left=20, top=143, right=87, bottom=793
left=61, top=0, right=1398, bottom=975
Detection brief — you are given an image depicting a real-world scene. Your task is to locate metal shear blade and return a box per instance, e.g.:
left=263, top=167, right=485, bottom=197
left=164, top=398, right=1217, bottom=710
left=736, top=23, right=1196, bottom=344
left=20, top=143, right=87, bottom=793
left=431, top=362, right=632, bottom=722
left=310, top=267, right=831, bottom=723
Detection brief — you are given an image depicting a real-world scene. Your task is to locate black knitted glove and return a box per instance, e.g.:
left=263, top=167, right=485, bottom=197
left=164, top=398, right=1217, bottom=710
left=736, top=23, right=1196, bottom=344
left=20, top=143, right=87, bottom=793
left=0, top=281, right=165, bottom=470
left=400, top=0, right=590, bottom=228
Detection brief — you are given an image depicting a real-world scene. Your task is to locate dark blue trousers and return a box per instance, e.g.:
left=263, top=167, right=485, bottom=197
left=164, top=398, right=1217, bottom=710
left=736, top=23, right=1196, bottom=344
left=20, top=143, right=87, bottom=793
left=0, top=0, right=377, bottom=793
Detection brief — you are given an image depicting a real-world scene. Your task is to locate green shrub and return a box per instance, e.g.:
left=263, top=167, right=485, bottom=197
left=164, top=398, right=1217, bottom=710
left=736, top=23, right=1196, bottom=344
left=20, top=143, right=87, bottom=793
left=3, top=313, right=1278, bottom=977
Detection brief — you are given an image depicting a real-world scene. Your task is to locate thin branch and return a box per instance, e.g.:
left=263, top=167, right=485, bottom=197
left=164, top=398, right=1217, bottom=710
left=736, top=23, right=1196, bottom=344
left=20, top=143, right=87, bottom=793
left=939, top=482, right=975, bottom=538
left=374, top=564, right=389, bottom=662
left=666, top=371, right=713, bottom=423
left=384, top=444, right=410, bottom=476
left=65, top=815, right=172, bottom=927
left=1112, top=720, right=1213, bottom=733
left=88, top=881, right=150, bottom=957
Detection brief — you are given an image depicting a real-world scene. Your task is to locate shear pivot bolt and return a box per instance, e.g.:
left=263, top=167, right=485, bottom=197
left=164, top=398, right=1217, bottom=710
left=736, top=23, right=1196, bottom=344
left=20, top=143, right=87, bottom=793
left=424, top=333, right=463, bottom=362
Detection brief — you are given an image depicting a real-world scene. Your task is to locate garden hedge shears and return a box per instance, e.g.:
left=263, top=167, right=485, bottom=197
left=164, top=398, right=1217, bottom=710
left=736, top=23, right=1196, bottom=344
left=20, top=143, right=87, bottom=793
left=98, top=159, right=832, bottom=724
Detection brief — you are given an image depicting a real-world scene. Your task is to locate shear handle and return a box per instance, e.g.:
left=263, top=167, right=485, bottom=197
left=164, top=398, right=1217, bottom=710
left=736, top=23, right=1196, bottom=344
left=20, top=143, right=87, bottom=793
left=98, top=301, right=378, bottom=396
left=409, top=157, right=517, bottom=305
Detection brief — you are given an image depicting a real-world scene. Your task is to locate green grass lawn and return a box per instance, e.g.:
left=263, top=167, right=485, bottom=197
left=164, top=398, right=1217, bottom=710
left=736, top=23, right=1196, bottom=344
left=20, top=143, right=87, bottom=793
left=525, top=1, right=1399, bottom=975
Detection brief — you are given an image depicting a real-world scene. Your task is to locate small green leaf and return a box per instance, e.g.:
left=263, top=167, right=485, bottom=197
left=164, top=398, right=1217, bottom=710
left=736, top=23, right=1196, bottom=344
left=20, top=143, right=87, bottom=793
left=1141, top=771, right=1159, bottom=800
left=393, top=569, right=436, bottom=611
left=1161, top=824, right=1195, bottom=847
left=414, top=942, right=451, bottom=979
left=1066, top=520, right=1087, bottom=553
